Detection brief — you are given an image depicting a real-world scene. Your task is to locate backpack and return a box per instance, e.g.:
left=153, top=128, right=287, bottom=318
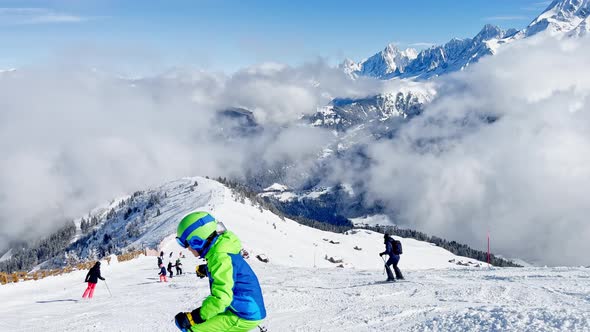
left=391, top=239, right=403, bottom=255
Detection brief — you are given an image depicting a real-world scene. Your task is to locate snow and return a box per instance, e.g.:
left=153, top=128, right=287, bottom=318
left=348, top=25, right=511, bottom=80
left=258, top=191, right=297, bottom=202
left=340, top=183, right=354, bottom=196
left=262, top=183, right=289, bottom=192
left=524, top=0, right=590, bottom=36
left=301, top=187, right=331, bottom=199
left=351, top=214, right=394, bottom=226
left=260, top=183, right=298, bottom=202
left=569, top=15, right=590, bottom=37
left=0, top=177, right=589, bottom=331
left=1, top=255, right=589, bottom=331
left=0, top=248, right=12, bottom=262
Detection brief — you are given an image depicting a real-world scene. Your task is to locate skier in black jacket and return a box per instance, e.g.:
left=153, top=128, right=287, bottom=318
left=175, top=258, right=182, bottom=275
left=167, top=261, right=174, bottom=278
left=379, top=234, right=404, bottom=282
left=82, top=261, right=105, bottom=299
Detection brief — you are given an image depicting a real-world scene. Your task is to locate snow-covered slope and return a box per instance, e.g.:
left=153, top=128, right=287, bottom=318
left=63, top=177, right=481, bottom=271
left=0, top=249, right=12, bottom=262
left=0, top=251, right=588, bottom=331
left=306, top=84, right=434, bottom=132
left=568, top=13, right=590, bottom=36
left=1, top=177, right=588, bottom=331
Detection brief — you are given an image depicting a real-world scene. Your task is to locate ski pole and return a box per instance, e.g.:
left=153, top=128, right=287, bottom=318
left=380, top=256, right=387, bottom=275
left=104, top=280, right=112, bottom=297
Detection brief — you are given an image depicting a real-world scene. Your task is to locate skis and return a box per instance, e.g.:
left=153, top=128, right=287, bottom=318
left=366, top=279, right=409, bottom=286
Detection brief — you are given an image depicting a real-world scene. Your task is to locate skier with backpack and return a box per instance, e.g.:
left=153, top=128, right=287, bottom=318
left=173, top=211, right=266, bottom=332
left=379, top=234, right=404, bottom=282
left=82, top=261, right=106, bottom=299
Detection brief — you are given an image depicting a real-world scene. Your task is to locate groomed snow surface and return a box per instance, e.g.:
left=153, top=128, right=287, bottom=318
left=0, top=177, right=589, bottom=331
left=0, top=257, right=588, bottom=331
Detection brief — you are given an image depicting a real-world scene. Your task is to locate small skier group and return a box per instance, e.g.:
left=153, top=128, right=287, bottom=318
left=158, top=251, right=183, bottom=282
left=79, top=211, right=398, bottom=331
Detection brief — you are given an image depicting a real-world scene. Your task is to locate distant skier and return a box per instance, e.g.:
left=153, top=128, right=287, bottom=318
left=159, top=263, right=168, bottom=282
left=173, top=211, right=266, bottom=332
left=82, top=261, right=105, bottom=299
left=168, top=261, right=174, bottom=278
left=157, top=255, right=163, bottom=268
left=379, top=234, right=404, bottom=282
left=175, top=258, right=183, bottom=275
left=169, top=251, right=173, bottom=258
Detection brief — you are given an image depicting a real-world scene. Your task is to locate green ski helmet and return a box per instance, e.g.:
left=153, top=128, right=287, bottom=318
left=176, top=211, right=218, bottom=251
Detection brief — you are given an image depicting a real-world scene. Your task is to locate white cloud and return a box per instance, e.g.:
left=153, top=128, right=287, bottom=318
left=0, top=7, right=89, bottom=25
left=522, top=1, right=553, bottom=11
left=354, top=35, right=590, bottom=266
left=483, top=15, right=529, bottom=21
left=0, top=58, right=377, bottom=249
left=408, top=42, right=437, bottom=47
left=2, top=33, right=588, bottom=267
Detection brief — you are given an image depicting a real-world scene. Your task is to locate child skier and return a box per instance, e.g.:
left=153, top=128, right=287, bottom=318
left=158, top=263, right=168, bottom=282
left=82, top=261, right=105, bottom=299
left=173, top=211, right=266, bottom=332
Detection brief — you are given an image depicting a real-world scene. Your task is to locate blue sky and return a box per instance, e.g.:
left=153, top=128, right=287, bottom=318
left=0, top=0, right=552, bottom=72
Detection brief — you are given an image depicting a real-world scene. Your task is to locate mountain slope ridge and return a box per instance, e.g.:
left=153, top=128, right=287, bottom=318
left=2, top=177, right=496, bottom=273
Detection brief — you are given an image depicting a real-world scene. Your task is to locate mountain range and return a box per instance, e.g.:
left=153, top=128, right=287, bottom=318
left=246, top=0, right=590, bottom=235
left=343, top=0, right=590, bottom=80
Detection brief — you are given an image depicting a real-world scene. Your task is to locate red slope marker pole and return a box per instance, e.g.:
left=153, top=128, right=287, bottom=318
left=487, top=230, right=490, bottom=268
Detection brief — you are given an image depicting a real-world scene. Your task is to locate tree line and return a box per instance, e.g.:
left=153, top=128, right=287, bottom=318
left=0, top=221, right=76, bottom=273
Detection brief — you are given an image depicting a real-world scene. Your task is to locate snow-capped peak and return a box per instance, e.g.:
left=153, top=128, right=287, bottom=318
left=474, top=24, right=508, bottom=42
left=524, top=0, right=590, bottom=36
left=348, top=24, right=513, bottom=80
left=339, top=58, right=361, bottom=78
left=345, top=0, right=590, bottom=81
left=357, top=43, right=418, bottom=78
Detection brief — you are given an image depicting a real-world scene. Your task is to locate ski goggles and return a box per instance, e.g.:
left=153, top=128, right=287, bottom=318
left=175, top=214, right=215, bottom=249
left=176, top=236, right=196, bottom=249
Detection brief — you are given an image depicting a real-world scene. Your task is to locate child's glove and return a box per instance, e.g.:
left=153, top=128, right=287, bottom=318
left=174, top=308, right=203, bottom=331
left=196, top=264, right=208, bottom=279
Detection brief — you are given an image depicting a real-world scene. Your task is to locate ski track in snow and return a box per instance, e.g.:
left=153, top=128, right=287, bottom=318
left=0, top=254, right=588, bottom=331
